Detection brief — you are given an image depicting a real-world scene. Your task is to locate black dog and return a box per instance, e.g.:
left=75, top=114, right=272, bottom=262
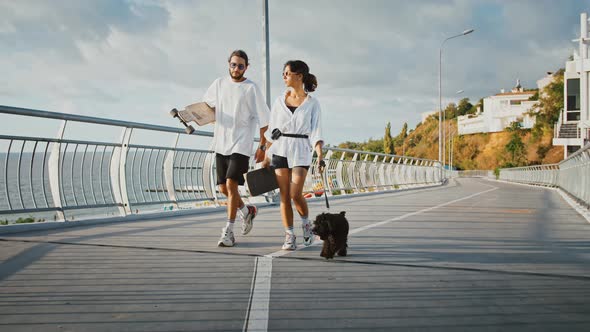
left=312, top=211, right=349, bottom=259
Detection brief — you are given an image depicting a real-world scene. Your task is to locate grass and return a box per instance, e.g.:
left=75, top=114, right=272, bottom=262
left=1, top=217, right=46, bottom=225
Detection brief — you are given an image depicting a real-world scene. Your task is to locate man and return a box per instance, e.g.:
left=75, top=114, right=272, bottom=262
left=203, top=50, right=270, bottom=247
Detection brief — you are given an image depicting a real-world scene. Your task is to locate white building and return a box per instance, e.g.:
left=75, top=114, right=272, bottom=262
left=552, top=13, right=590, bottom=158
left=458, top=79, right=540, bottom=135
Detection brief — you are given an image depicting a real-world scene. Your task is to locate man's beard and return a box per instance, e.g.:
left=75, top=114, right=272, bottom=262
left=229, top=69, right=244, bottom=81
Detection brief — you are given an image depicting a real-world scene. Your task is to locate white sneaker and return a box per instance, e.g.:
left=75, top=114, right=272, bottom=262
left=281, top=233, right=297, bottom=250
left=217, top=227, right=235, bottom=247
left=302, top=223, right=313, bottom=246
left=241, top=205, right=257, bottom=235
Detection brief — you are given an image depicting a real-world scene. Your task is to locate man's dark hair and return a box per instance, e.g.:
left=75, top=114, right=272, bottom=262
left=228, top=50, right=249, bottom=66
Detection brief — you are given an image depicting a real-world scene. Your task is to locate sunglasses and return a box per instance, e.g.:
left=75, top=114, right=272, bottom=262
left=230, top=62, right=246, bottom=70
left=282, top=71, right=300, bottom=78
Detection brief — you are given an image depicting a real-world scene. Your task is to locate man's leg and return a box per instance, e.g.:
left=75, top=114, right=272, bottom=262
left=225, top=178, right=241, bottom=221
left=226, top=154, right=257, bottom=235
left=216, top=154, right=235, bottom=247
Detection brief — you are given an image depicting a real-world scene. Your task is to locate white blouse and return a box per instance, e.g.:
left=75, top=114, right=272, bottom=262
left=264, top=91, right=323, bottom=168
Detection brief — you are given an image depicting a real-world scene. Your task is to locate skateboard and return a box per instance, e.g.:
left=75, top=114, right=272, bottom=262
left=246, top=167, right=279, bottom=196
left=170, top=102, right=215, bottom=134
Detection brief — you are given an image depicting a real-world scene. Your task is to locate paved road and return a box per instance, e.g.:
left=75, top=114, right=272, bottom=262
left=1, top=178, right=590, bottom=331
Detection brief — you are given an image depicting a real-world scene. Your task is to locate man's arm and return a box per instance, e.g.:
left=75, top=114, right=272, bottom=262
left=255, top=126, right=269, bottom=163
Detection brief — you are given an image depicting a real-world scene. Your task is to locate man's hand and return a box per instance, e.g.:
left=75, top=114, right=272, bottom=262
left=255, top=148, right=265, bottom=163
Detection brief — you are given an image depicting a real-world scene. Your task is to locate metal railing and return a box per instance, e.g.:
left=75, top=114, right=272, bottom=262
left=456, top=170, right=494, bottom=178
left=0, top=105, right=442, bottom=224
left=499, top=143, right=590, bottom=207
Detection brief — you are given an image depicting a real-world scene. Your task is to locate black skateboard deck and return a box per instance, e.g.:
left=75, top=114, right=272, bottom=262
left=246, top=167, right=278, bottom=196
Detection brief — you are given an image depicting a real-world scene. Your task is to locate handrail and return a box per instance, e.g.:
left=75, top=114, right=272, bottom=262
left=498, top=143, right=590, bottom=207
left=0, top=105, right=213, bottom=137
left=0, top=105, right=442, bottom=224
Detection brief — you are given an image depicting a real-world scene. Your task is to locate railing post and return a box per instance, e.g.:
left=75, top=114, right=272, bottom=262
left=335, top=152, right=346, bottom=195
left=203, top=152, right=217, bottom=205
left=351, top=153, right=359, bottom=193
left=164, top=133, right=180, bottom=209
left=377, top=156, right=387, bottom=190
left=360, top=154, right=369, bottom=191
left=111, top=127, right=133, bottom=216
left=48, top=120, right=67, bottom=221
left=324, top=150, right=333, bottom=196
left=386, top=156, right=396, bottom=189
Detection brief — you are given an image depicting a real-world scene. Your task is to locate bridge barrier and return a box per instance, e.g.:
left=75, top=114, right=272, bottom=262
left=0, top=105, right=442, bottom=225
left=455, top=170, right=494, bottom=178
left=499, top=143, right=590, bottom=208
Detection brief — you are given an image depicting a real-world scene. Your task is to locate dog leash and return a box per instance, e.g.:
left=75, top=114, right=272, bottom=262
left=319, top=160, right=330, bottom=209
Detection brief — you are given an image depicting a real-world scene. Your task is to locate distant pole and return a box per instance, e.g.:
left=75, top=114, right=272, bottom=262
left=580, top=13, right=588, bottom=142
left=262, top=0, right=271, bottom=107
left=438, top=29, right=474, bottom=179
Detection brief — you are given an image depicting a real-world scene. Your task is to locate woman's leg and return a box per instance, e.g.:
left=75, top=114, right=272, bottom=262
left=291, top=167, right=313, bottom=245
left=274, top=168, right=293, bottom=228
left=290, top=167, right=309, bottom=218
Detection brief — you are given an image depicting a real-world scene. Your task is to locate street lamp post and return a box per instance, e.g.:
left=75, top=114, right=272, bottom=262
left=261, top=0, right=271, bottom=107
left=439, top=29, right=474, bottom=179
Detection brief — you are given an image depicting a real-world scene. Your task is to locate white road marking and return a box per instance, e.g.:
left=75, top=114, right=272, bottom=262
left=243, top=256, right=273, bottom=332
left=244, top=184, right=499, bottom=331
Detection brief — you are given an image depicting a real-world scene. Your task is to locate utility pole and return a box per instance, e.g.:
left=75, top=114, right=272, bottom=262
left=261, top=0, right=271, bottom=107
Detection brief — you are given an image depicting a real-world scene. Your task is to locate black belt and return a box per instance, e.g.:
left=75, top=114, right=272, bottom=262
left=281, top=133, right=309, bottom=138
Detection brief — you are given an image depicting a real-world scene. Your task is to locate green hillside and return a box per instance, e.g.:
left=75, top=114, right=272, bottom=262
left=333, top=70, right=565, bottom=170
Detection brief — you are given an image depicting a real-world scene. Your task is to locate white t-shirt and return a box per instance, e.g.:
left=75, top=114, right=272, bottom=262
left=203, top=77, right=270, bottom=156
left=264, top=91, right=323, bottom=168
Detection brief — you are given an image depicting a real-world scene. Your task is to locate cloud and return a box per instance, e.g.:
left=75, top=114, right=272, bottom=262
left=0, top=0, right=588, bottom=146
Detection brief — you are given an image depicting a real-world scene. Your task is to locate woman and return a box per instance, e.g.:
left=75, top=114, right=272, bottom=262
left=262, top=60, right=324, bottom=250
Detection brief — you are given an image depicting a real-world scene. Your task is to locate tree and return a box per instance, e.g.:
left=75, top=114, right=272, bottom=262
left=457, top=98, right=473, bottom=117
left=393, top=122, right=408, bottom=145
left=466, top=98, right=484, bottom=115
left=528, top=69, right=564, bottom=139
left=444, top=103, right=458, bottom=119
left=364, top=138, right=384, bottom=153
left=505, top=121, right=526, bottom=166
left=383, top=122, right=394, bottom=155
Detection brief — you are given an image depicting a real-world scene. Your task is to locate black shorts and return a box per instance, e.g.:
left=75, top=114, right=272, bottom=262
left=216, top=153, right=250, bottom=185
left=271, top=155, right=310, bottom=170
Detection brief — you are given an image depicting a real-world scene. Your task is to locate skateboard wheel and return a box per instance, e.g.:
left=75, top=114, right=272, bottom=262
left=170, top=108, right=179, bottom=117
left=186, top=126, right=195, bottom=134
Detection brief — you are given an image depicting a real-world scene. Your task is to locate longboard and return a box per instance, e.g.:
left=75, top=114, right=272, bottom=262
left=170, top=102, right=215, bottom=134
left=246, top=167, right=279, bottom=196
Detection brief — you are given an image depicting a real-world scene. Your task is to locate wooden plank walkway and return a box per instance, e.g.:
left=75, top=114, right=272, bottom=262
left=1, top=178, right=590, bottom=331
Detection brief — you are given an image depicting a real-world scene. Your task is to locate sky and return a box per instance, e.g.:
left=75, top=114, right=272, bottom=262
left=0, top=0, right=588, bottom=146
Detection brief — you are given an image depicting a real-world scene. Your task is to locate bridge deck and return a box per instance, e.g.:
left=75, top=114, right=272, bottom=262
left=1, top=178, right=590, bottom=331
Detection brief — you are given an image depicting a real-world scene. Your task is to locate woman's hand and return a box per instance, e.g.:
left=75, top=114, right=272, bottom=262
left=318, top=159, right=326, bottom=173
left=261, top=154, right=271, bottom=169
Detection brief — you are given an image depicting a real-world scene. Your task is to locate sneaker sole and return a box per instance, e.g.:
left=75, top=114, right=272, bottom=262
left=218, top=241, right=235, bottom=247
left=241, top=211, right=257, bottom=235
